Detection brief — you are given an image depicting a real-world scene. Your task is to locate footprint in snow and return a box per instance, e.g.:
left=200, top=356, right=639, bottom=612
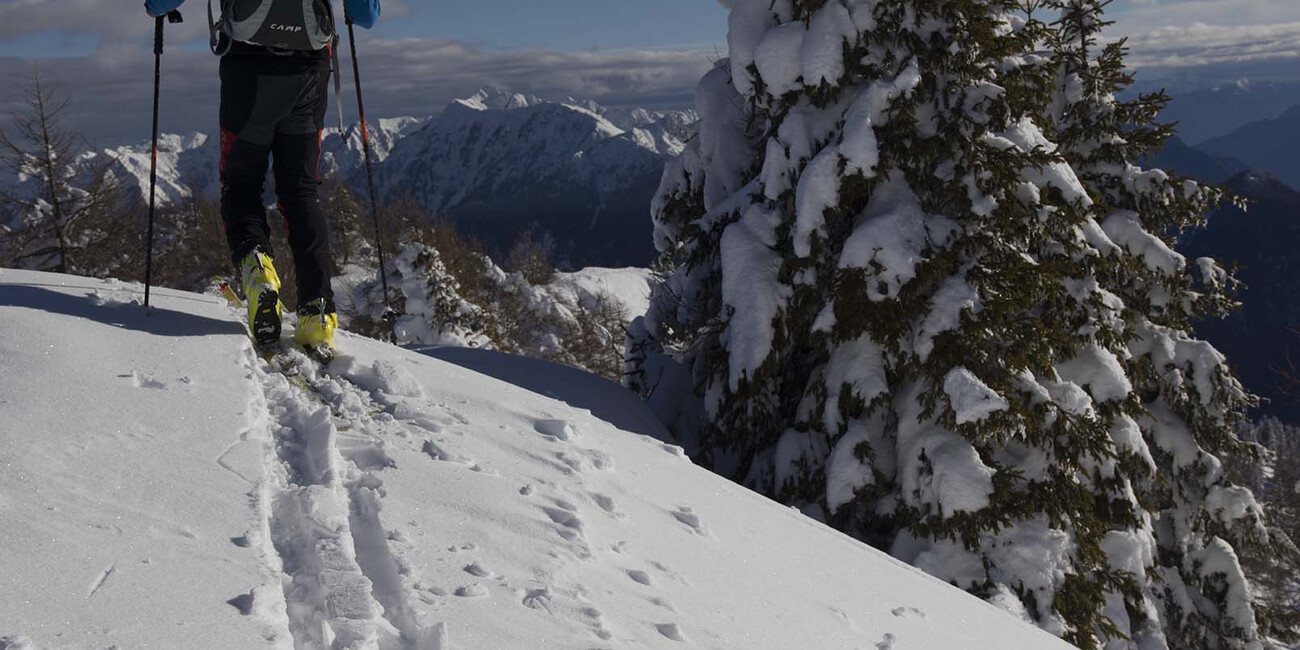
left=590, top=493, right=618, bottom=515
left=454, top=584, right=489, bottom=598
left=534, top=419, right=576, bottom=441
left=583, top=448, right=614, bottom=470
left=390, top=403, right=446, bottom=433
left=338, top=434, right=396, bottom=471
left=876, top=632, right=897, bottom=650
left=627, top=570, right=652, bottom=586
left=414, top=581, right=450, bottom=602
left=656, top=623, right=686, bottom=642
left=671, top=506, right=708, bottom=536
left=521, top=587, right=553, bottom=613
left=583, top=607, right=613, bottom=641
left=542, top=507, right=585, bottom=537
left=555, top=452, right=585, bottom=474
left=464, top=562, right=493, bottom=578
left=541, top=507, right=593, bottom=559
left=345, top=358, right=425, bottom=399
left=891, top=606, right=926, bottom=619
left=422, top=439, right=484, bottom=471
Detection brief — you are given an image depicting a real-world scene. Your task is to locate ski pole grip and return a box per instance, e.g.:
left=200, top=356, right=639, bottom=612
left=153, top=15, right=164, bottom=56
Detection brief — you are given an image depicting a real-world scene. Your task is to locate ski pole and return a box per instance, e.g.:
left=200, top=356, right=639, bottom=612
left=345, top=15, right=397, bottom=344
left=144, top=9, right=183, bottom=310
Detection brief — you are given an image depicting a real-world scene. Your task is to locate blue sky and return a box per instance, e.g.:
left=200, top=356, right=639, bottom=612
left=2, top=0, right=1299, bottom=143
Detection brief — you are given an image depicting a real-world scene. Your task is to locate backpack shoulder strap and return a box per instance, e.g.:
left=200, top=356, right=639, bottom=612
left=331, top=35, right=345, bottom=132
left=207, top=0, right=232, bottom=55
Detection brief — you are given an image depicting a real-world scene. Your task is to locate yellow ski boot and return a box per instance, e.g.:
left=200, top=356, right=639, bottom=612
left=295, top=298, right=338, bottom=360
left=239, top=249, right=283, bottom=349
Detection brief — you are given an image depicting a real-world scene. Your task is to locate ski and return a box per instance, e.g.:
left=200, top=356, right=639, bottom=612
left=215, top=277, right=242, bottom=309
left=214, top=276, right=337, bottom=365
left=213, top=278, right=376, bottom=423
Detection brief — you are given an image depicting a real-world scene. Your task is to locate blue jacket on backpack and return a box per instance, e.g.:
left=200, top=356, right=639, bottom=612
left=145, top=0, right=381, bottom=29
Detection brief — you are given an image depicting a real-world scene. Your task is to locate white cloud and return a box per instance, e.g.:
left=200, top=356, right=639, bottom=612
left=1113, top=0, right=1300, bottom=34
left=1123, top=21, right=1300, bottom=69
left=1107, top=1, right=1300, bottom=82
left=0, top=0, right=209, bottom=43
left=0, top=38, right=716, bottom=145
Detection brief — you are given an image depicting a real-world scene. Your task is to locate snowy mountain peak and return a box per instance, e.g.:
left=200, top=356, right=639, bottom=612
left=454, top=86, right=544, bottom=112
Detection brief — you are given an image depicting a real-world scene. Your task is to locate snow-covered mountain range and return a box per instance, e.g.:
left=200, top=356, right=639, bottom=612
left=2, top=88, right=696, bottom=268
left=0, top=268, right=1074, bottom=650
left=85, top=116, right=429, bottom=207
left=372, top=87, right=695, bottom=267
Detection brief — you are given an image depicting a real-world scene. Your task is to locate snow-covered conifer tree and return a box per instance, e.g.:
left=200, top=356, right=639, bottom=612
left=355, top=241, right=495, bottom=348
left=1044, top=2, right=1274, bottom=647
left=627, top=0, right=1268, bottom=647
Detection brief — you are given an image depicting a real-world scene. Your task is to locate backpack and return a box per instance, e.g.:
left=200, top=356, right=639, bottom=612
left=208, top=0, right=336, bottom=54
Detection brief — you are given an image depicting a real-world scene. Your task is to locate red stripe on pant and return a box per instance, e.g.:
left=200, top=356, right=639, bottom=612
left=219, top=128, right=238, bottom=178
left=277, top=203, right=289, bottom=236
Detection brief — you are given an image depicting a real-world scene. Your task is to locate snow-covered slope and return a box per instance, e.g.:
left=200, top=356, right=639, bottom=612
left=0, top=269, right=1074, bottom=650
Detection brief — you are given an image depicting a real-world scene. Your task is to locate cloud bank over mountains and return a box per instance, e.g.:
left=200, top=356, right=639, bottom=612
left=0, top=38, right=715, bottom=146
left=1, top=0, right=1298, bottom=144
left=1123, top=20, right=1300, bottom=87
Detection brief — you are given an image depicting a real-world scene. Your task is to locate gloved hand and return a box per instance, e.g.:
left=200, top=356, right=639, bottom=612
left=145, top=0, right=185, bottom=17
left=343, top=0, right=381, bottom=29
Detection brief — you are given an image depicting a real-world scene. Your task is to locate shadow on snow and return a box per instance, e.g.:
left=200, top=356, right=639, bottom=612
left=0, top=284, right=246, bottom=339
left=409, top=345, right=672, bottom=442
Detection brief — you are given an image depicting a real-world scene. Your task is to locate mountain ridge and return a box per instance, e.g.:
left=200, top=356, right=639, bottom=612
left=1, top=88, right=697, bottom=268
left=1199, top=104, right=1300, bottom=192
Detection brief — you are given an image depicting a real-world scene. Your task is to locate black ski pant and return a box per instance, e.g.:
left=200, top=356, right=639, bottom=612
left=219, top=54, right=335, bottom=312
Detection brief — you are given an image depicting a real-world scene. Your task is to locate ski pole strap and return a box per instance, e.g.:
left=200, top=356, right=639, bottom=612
left=159, top=6, right=183, bottom=55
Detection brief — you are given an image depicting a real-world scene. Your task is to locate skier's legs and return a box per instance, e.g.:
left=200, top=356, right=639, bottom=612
left=220, top=135, right=273, bottom=262
left=219, top=56, right=289, bottom=264
left=272, top=66, right=335, bottom=311
left=272, top=132, right=335, bottom=309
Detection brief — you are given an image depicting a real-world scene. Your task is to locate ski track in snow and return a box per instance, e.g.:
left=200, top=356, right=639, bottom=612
left=247, top=347, right=438, bottom=649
